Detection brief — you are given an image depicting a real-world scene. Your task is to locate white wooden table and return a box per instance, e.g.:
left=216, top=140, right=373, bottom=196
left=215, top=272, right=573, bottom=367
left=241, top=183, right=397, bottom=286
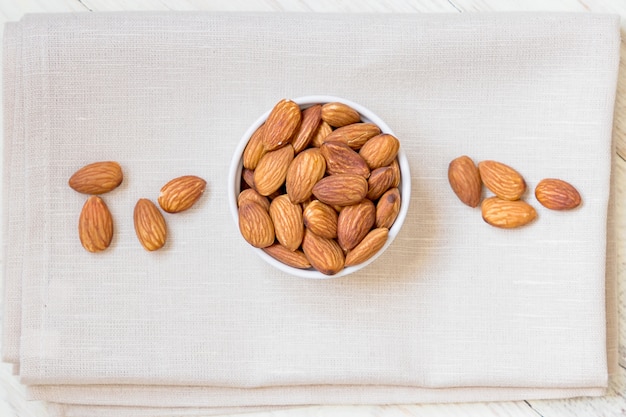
left=1, top=1, right=624, bottom=416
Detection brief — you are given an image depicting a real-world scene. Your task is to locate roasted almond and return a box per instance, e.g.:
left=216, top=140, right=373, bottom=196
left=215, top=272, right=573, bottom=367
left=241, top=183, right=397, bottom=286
left=263, top=244, right=311, bottom=269
left=285, top=148, right=326, bottom=204
left=262, top=99, right=301, bottom=151
left=292, top=104, right=322, bottom=153
left=320, top=141, right=370, bottom=178
left=448, top=155, right=482, bottom=207
left=269, top=194, right=304, bottom=251
left=242, top=124, right=267, bottom=170
left=254, top=144, right=295, bottom=196
left=78, top=196, right=114, bottom=253
left=241, top=168, right=255, bottom=191
left=481, top=197, right=537, bottom=229
left=302, top=229, right=345, bottom=275
left=321, top=102, right=361, bottom=127
left=134, top=199, right=167, bottom=251
left=158, top=175, right=206, bottom=213
left=345, top=227, right=389, bottom=267
left=366, top=166, right=395, bottom=201
left=69, top=161, right=123, bottom=195
left=337, top=199, right=376, bottom=251
left=237, top=188, right=270, bottom=211
left=478, top=160, right=526, bottom=201
left=376, top=187, right=401, bottom=229
left=312, top=174, right=368, bottom=207
left=359, top=134, right=400, bottom=170
left=310, top=121, right=333, bottom=148
left=323, top=123, right=381, bottom=149
left=535, top=178, right=581, bottom=210
left=302, top=200, right=338, bottom=239
left=238, top=201, right=275, bottom=248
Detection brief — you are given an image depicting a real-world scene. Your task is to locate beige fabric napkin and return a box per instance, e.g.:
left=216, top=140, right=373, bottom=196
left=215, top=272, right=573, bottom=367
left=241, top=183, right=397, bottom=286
left=2, top=11, right=620, bottom=417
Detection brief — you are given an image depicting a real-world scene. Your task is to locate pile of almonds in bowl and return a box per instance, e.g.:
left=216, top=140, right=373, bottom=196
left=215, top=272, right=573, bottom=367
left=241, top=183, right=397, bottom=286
left=229, top=96, right=411, bottom=278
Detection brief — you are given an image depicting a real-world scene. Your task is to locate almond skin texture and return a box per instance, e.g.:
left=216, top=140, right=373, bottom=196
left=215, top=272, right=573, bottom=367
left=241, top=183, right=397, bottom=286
left=345, top=227, right=389, bottom=267
left=302, top=229, right=345, bottom=275
left=254, top=144, right=295, bottom=196
left=337, top=199, right=376, bottom=251
left=158, top=175, right=206, bottom=213
left=238, top=201, right=275, bottom=248
left=269, top=195, right=304, bottom=251
left=262, top=99, right=301, bottom=151
left=376, top=188, right=401, bottom=229
left=285, top=148, right=326, bottom=204
left=134, top=199, right=167, bottom=251
left=478, top=160, right=526, bottom=201
left=238, top=188, right=270, bottom=211
left=303, top=200, right=338, bottom=239
left=242, top=124, right=267, bottom=170
left=311, top=121, right=333, bottom=148
left=321, top=102, right=361, bottom=127
left=69, top=161, right=123, bottom=195
left=292, top=104, right=322, bottom=153
left=359, top=134, right=400, bottom=170
left=323, top=123, right=381, bottom=150
left=448, top=155, right=482, bottom=207
left=263, top=244, right=311, bottom=269
left=389, top=159, right=401, bottom=188
left=320, top=141, right=370, bottom=178
left=367, top=166, right=395, bottom=201
left=78, top=196, right=114, bottom=253
left=481, top=197, right=537, bottom=229
left=312, top=174, right=368, bottom=207
left=535, top=178, right=581, bottom=210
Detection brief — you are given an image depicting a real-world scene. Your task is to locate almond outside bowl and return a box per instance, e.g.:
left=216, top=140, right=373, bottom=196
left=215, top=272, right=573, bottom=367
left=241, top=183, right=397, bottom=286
left=228, top=95, right=411, bottom=279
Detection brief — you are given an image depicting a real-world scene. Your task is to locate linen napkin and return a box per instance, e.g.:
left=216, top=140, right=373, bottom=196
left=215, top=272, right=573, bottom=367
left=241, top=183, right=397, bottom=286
left=2, top=11, right=620, bottom=417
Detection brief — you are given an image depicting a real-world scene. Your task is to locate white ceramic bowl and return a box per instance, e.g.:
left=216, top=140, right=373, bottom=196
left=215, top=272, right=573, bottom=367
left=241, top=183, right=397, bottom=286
left=228, top=95, right=411, bottom=279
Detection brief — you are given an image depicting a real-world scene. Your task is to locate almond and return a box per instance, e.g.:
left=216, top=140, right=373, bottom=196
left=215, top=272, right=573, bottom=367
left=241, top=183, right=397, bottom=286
left=238, top=201, right=275, bottom=248
left=337, top=199, right=376, bottom=251
left=320, top=141, right=370, bottom=178
left=242, top=124, right=267, bottom=170
left=241, top=168, right=255, bottom=190
left=262, top=99, right=301, bottom=151
left=481, top=197, right=537, bottom=229
left=285, top=148, right=326, bottom=204
left=448, top=155, right=482, bottom=207
left=269, top=195, right=304, bottom=251
left=321, top=102, right=361, bottom=127
left=303, top=200, right=338, bottom=239
left=359, top=134, right=400, bottom=170
left=292, top=104, right=322, bottom=153
left=78, top=196, right=114, bottom=253
left=312, top=174, right=368, bottom=207
left=311, top=121, right=333, bottom=148
left=322, top=123, right=381, bottom=149
left=158, top=175, right=206, bottom=213
left=69, top=161, right=123, bottom=195
left=345, top=227, right=389, bottom=267
left=302, top=229, right=345, bottom=275
left=376, top=188, right=401, bottom=229
left=263, top=244, right=311, bottom=269
left=134, top=199, right=167, bottom=251
left=478, top=160, right=526, bottom=201
left=254, top=144, right=295, bottom=196
left=237, top=188, right=270, bottom=211
left=389, top=159, right=401, bottom=188
left=535, top=178, right=581, bottom=210
left=366, top=166, right=394, bottom=200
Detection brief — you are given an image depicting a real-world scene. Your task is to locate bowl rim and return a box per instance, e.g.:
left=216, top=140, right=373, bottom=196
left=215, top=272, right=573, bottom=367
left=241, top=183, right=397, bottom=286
left=228, top=95, right=411, bottom=279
